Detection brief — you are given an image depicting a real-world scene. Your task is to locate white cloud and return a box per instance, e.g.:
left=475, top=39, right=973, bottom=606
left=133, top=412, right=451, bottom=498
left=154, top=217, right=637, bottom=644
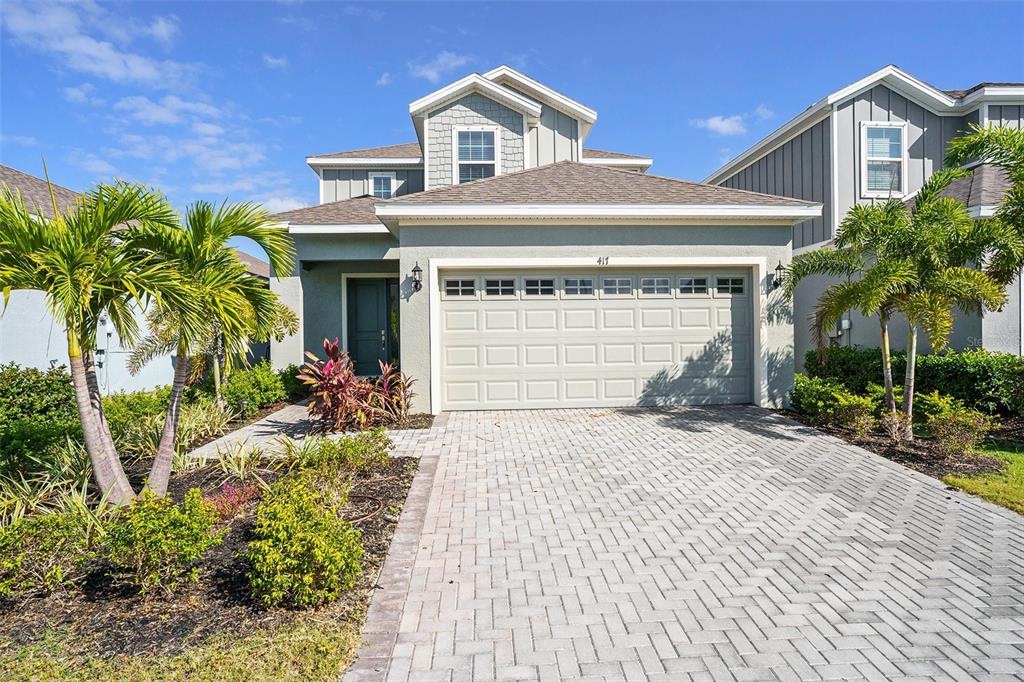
left=408, top=50, right=472, bottom=83
left=146, top=15, right=180, bottom=47
left=69, top=150, right=117, bottom=175
left=375, top=71, right=392, bottom=86
left=254, top=194, right=306, bottom=213
left=192, top=121, right=224, bottom=137
left=344, top=4, right=384, bottom=21
left=690, top=115, right=747, bottom=136
left=114, top=94, right=222, bottom=125
left=263, top=53, right=289, bottom=70
left=1, top=134, right=38, bottom=146
left=61, top=82, right=104, bottom=105
left=754, top=104, right=774, bottom=121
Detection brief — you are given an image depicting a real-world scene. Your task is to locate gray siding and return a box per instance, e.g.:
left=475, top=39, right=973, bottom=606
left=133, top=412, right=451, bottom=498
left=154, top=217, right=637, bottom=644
left=321, top=168, right=424, bottom=203
left=720, top=118, right=831, bottom=249
left=503, top=85, right=580, bottom=167
left=425, top=93, right=525, bottom=188
left=989, top=105, right=1023, bottom=129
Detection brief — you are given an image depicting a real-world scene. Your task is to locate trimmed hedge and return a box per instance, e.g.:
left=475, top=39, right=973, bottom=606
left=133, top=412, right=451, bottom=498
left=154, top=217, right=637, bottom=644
left=805, top=347, right=1024, bottom=415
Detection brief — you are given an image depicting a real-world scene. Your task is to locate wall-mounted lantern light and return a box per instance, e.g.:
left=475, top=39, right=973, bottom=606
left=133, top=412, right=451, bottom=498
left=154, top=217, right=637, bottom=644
left=412, top=262, right=423, bottom=292
left=772, top=261, right=786, bottom=290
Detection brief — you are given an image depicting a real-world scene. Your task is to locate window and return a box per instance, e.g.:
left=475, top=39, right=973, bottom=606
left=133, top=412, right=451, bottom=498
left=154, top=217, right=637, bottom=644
left=564, top=278, right=594, bottom=296
left=484, top=278, right=515, bottom=297
left=862, top=123, right=905, bottom=197
left=716, top=277, right=744, bottom=295
left=640, top=277, right=670, bottom=295
left=457, top=129, right=497, bottom=183
left=602, top=277, right=632, bottom=296
left=679, top=277, right=708, bottom=295
left=444, top=279, right=475, bottom=297
left=369, top=172, right=395, bottom=199
left=524, top=278, right=555, bottom=296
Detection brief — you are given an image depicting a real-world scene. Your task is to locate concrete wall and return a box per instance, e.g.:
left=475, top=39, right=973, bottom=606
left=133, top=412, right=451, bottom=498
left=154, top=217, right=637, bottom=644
left=397, top=223, right=795, bottom=412
left=320, top=168, right=424, bottom=202
left=425, top=93, right=526, bottom=187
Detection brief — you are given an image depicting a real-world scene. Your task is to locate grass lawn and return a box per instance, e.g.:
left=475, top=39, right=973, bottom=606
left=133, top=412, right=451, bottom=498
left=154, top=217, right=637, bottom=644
left=944, top=441, right=1024, bottom=515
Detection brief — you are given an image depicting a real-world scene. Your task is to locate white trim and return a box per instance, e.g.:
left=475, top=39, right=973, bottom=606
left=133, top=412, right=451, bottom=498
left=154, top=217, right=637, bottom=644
left=482, top=65, right=597, bottom=123
left=452, top=126, right=501, bottom=184
left=306, top=157, right=423, bottom=167
left=581, top=157, right=654, bottom=168
left=980, top=103, right=989, bottom=126
left=340, top=272, right=399, bottom=355
left=288, top=224, right=389, bottom=234
left=376, top=203, right=822, bottom=221
left=368, top=171, right=397, bottom=199
left=317, top=168, right=324, bottom=205
left=859, top=121, right=909, bottom=199
left=968, top=205, right=998, bottom=219
left=427, top=256, right=770, bottom=414
left=961, top=86, right=1024, bottom=107
left=409, top=73, right=542, bottom=119
left=423, top=117, right=431, bottom=191
left=522, top=112, right=530, bottom=169
left=829, top=102, right=839, bottom=237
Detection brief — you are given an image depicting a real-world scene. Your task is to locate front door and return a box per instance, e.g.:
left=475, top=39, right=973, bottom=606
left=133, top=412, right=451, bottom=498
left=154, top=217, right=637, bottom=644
left=347, top=278, right=394, bottom=376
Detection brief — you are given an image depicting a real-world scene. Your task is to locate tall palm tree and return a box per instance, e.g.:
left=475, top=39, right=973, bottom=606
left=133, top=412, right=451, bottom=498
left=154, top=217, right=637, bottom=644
left=0, top=177, right=190, bottom=504
left=129, top=201, right=295, bottom=495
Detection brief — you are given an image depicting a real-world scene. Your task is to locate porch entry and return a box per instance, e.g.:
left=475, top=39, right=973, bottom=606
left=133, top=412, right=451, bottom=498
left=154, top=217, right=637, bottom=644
left=345, top=277, right=400, bottom=376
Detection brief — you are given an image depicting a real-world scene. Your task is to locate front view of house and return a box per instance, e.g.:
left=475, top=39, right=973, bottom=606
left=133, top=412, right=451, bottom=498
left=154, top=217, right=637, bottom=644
left=270, top=67, right=820, bottom=413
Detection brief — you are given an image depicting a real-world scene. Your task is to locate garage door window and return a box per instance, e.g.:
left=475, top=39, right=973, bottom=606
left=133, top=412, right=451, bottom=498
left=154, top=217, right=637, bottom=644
left=564, top=277, right=594, bottom=296
left=444, top=279, right=476, bottom=297
left=640, top=276, right=671, bottom=296
left=716, top=277, right=745, bottom=295
left=484, top=278, right=515, bottom=297
left=679, top=277, right=708, bottom=295
left=602, top=277, right=633, bottom=297
left=524, top=278, right=555, bottom=297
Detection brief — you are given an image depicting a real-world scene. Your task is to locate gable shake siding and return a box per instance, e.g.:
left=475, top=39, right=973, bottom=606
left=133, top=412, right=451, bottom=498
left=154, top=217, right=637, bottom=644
left=426, top=93, right=526, bottom=187
left=321, top=168, right=424, bottom=202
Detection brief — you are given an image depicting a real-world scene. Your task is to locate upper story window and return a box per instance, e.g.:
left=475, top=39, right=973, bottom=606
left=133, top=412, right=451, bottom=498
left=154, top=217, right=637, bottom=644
left=457, top=129, right=497, bottom=183
left=861, top=123, right=906, bottom=198
left=369, top=172, right=395, bottom=199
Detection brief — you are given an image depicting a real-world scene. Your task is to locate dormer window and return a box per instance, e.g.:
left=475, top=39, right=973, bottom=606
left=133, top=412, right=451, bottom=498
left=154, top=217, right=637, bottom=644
left=456, top=128, right=498, bottom=183
left=370, top=172, right=396, bottom=199
left=861, top=122, right=907, bottom=198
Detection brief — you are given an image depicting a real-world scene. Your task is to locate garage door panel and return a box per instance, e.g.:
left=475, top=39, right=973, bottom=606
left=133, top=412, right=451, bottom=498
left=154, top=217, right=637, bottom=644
left=564, top=344, right=597, bottom=365
left=483, top=346, right=518, bottom=367
left=678, top=308, right=712, bottom=329
left=445, top=346, right=479, bottom=368
left=445, top=382, right=480, bottom=404
left=602, top=343, right=636, bottom=365
left=640, top=308, right=674, bottom=329
left=565, top=379, right=598, bottom=400
left=484, top=381, right=519, bottom=402
left=524, top=309, right=558, bottom=330
left=525, top=380, right=558, bottom=400
left=564, top=309, right=597, bottom=330
left=445, top=310, right=478, bottom=332
left=483, top=310, right=518, bottom=331
left=524, top=345, right=558, bottom=367
left=640, top=343, right=674, bottom=364
left=602, top=309, right=635, bottom=329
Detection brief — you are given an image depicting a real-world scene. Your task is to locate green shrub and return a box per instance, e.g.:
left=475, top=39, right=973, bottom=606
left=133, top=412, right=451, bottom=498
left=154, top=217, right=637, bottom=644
left=790, top=374, right=845, bottom=423
left=0, top=363, right=77, bottom=425
left=117, top=398, right=235, bottom=459
left=0, top=509, right=100, bottom=598
left=832, top=393, right=875, bottom=437
left=246, top=476, right=363, bottom=607
left=278, top=429, right=391, bottom=476
left=102, top=388, right=171, bottom=441
left=0, top=420, right=81, bottom=478
left=221, top=361, right=287, bottom=418
left=104, top=489, right=223, bottom=596
left=928, top=405, right=994, bottom=458
left=278, top=364, right=307, bottom=402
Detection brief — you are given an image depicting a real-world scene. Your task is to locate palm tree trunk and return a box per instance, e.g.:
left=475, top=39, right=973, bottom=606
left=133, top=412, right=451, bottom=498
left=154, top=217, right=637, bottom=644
left=146, top=341, right=191, bottom=496
left=879, top=314, right=897, bottom=414
left=68, top=331, right=134, bottom=505
left=902, top=323, right=918, bottom=441
left=83, top=350, right=119, bottom=463
left=212, top=345, right=222, bottom=404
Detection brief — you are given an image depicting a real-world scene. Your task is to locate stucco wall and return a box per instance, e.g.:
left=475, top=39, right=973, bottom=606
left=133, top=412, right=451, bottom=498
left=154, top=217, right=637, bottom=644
left=425, top=93, right=525, bottom=188
left=396, top=223, right=795, bottom=412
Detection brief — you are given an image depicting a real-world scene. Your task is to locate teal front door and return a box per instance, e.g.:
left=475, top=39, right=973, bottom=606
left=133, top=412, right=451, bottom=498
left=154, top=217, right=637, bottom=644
left=347, top=278, right=396, bottom=375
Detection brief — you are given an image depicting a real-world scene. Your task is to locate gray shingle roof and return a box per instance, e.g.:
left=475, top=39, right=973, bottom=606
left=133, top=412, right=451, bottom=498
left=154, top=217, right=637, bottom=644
left=232, top=249, right=270, bottom=279
left=943, top=82, right=1024, bottom=99
left=906, top=164, right=1011, bottom=210
left=383, top=161, right=816, bottom=206
left=582, top=148, right=650, bottom=160
left=271, top=195, right=381, bottom=225
left=0, top=164, right=80, bottom=219
left=311, top=142, right=422, bottom=159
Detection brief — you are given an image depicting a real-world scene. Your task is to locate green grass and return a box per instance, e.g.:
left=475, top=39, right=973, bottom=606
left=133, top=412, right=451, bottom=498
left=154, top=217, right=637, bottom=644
left=0, top=616, right=360, bottom=682
left=943, top=441, right=1024, bottom=515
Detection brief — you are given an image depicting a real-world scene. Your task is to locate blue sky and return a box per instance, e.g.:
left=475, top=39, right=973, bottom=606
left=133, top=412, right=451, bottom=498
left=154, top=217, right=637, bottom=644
left=2, top=1, right=1022, bottom=258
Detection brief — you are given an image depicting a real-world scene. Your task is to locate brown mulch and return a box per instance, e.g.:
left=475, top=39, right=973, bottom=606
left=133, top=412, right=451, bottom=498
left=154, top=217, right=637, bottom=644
left=0, top=456, right=419, bottom=660
left=779, top=410, right=1007, bottom=480
left=388, top=413, right=435, bottom=431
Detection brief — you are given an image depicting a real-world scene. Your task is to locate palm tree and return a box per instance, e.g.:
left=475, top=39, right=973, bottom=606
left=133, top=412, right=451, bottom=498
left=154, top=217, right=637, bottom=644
left=0, top=177, right=190, bottom=505
left=129, top=201, right=295, bottom=495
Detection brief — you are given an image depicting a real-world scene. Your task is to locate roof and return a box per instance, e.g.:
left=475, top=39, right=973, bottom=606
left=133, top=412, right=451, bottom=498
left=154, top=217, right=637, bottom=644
left=382, top=161, right=816, bottom=207
left=943, top=82, right=1024, bottom=99
left=0, top=164, right=80, bottom=219
left=581, top=148, right=649, bottom=160
left=232, top=249, right=270, bottom=279
left=311, top=142, right=422, bottom=160
left=271, top=195, right=382, bottom=226
left=906, top=164, right=1010, bottom=211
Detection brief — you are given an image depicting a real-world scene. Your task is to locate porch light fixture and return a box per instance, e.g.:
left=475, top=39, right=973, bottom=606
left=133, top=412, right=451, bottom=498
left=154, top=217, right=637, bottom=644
left=411, top=262, right=423, bottom=292
left=772, top=261, right=786, bottom=290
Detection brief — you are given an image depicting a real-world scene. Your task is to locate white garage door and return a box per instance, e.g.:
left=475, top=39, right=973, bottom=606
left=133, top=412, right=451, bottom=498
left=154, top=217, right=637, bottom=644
left=439, top=269, right=753, bottom=410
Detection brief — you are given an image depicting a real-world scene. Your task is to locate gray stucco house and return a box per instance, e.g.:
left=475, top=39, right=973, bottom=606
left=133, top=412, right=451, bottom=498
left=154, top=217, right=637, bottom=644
left=270, top=67, right=821, bottom=413
left=704, top=65, right=1024, bottom=366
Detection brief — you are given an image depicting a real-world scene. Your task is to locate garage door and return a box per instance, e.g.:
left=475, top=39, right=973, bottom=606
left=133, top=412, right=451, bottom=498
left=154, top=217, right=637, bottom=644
left=439, top=269, right=753, bottom=410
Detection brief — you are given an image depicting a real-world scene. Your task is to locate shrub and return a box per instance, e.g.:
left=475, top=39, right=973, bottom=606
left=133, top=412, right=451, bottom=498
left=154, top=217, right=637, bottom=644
left=205, top=482, right=262, bottom=521
left=790, top=374, right=845, bottom=423
left=0, top=420, right=81, bottom=478
left=0, top=363, right=77, bottom=425
left=104, top=489, right=224, bottom=596
left=222, top=361, right=287, bottom=418
left=278, top=364, right=308, bottom=402
left=367, top=363, right=415, bottom=424
left=246, top=475, right=363, bottom=607
left=880, top=411, right=912, bottom=444
left=832, top=393, right=875, bottom=437
left=118, top=398, right=235, bottom=460
left=0, top=507, right=101, bottom=598
left=929, top=406, right=994, bottom=458
left=102, top=388, right=171, bottom=441
left=278, top=430, right=391, bottom=476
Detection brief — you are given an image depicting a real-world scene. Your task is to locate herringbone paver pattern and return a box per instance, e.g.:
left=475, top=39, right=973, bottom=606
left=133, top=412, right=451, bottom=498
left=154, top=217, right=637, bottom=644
left=351, top=407, right=1024, bottom=682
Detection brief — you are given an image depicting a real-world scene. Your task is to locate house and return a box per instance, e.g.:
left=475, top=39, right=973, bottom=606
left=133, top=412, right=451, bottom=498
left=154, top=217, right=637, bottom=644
left=704, top=66, right=1024, bottom=365
left=0, top=164, right=271, bottom=391
left=269, top=67, right=821, bottom=413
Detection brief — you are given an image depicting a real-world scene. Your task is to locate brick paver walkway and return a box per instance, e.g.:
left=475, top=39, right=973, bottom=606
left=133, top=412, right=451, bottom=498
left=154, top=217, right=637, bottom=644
left=348, top=407, right=1024, bottom=681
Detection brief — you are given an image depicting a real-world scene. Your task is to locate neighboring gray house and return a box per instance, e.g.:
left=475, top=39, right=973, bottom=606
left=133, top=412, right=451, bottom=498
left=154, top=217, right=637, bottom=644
left=704, top=66, right=1024, bottom=365
left=270, top=66, right=821, bottom=413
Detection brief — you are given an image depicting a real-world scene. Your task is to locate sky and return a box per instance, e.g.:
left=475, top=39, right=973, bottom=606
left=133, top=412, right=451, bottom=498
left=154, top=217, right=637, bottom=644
left=2, top=1, right=1023, bottom=259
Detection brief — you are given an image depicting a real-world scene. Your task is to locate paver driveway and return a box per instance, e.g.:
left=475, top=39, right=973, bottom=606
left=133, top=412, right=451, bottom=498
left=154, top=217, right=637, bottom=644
left=349, top=407, right=1024, bottom=681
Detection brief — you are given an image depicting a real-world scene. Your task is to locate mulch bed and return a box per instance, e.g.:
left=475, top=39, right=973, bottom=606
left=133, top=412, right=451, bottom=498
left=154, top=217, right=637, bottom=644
left=388, top=413, right=435, bottom=431
left=779, top=410, right=1008, bottom=480
left=0, top=455, right=419, bottom=660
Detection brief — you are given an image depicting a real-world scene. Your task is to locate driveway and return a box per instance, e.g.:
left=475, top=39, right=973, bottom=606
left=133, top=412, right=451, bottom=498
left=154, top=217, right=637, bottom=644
left=349, top=407, right=1024, bottom=681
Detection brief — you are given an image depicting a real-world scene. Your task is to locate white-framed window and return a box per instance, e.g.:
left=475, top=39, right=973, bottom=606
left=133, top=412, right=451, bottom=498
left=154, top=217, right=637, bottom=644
left=444, top=279, right=475, bottom=297
left=639, top=276, right=671, bottom=296
left=564, top=277, right=594, bottom=296
left=601, top=277, right=633, bottom=296
left=678, top=276, right=709, bottom=295
left=860, top=122, right=907, bottom=198
left=716, top=277, right=745, bottom=295
left=454, top=127, right=499, bottom=184
left=523, top=278, right=555, bottom=297
left=369, top=171, right=396, bottom=199
left=484, top=278, right=515, bottom=297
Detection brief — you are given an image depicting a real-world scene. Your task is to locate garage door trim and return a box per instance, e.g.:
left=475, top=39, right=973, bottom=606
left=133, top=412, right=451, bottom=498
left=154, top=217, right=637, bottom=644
left=427, top=257, right=769, bottom=414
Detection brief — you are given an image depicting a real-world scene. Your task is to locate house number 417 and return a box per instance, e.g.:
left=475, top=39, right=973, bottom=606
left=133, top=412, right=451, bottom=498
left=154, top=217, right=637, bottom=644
left=597, top=256, right=610, bottom=265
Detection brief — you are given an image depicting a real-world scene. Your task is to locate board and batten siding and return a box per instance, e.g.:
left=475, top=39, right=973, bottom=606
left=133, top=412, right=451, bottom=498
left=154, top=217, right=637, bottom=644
left=988, top=105, right=1023, bottom=129
left=320, top=168, right=424, bottom=203
left=719, top=118, right=832, bottom=249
